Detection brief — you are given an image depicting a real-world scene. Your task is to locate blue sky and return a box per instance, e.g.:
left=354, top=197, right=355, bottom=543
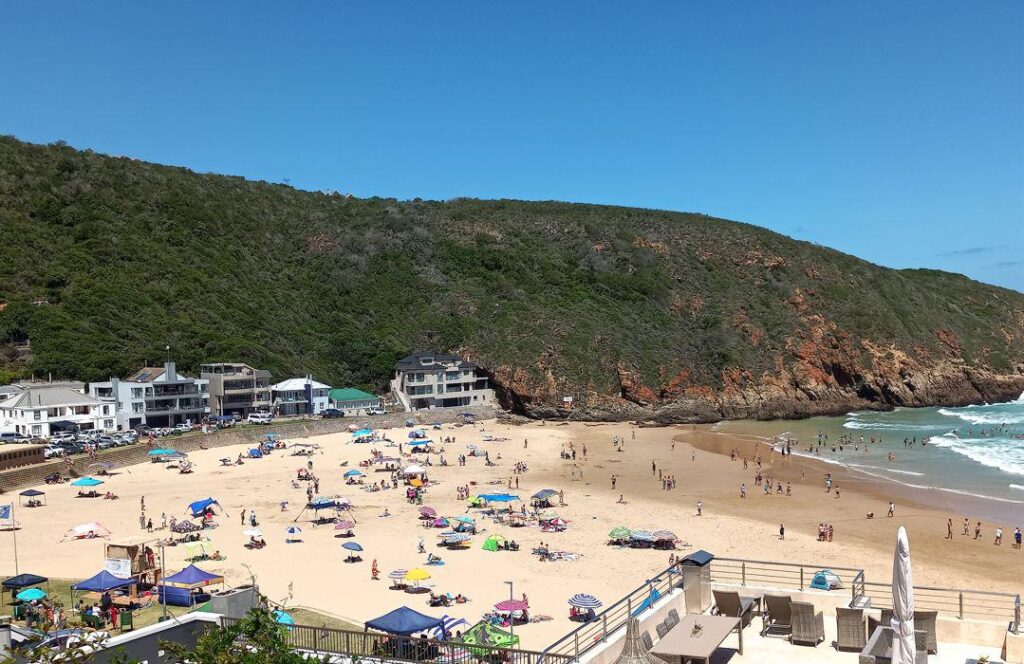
left=2, top=2, right=1022, bottom=291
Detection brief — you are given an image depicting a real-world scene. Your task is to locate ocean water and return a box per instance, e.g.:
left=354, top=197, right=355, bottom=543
left=714, top=393, right=1024, bottom=518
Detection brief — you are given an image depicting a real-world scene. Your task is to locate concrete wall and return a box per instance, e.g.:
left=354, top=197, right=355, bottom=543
left=579, top=589, right=688, bottom=664
left=0, top=405, right=496, bottom=494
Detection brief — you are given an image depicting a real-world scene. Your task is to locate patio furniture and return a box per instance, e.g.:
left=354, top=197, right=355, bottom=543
left=655, top=621, right=670, bottom=639
left=791, top=601, right=825, bottom=646
left=641, top=630, right=654, bottom=651
left=650, top=614, right=742, bottom=664
left=835, top=607, right=866, bottom=651
left=712, top=589, right=756, bottom=628
left=914, top=610, right=938, bottom=654
left=761, top=594, right=792, bottom=638
left=665, top=609, right=680, bottom=629
left=859, top=626, right=927, bottom=664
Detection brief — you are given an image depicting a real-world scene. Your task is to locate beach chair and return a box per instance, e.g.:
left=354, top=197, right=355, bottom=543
left=834, top=607, right=865, bottom=651
left=914, top=610, right=938, bottom=654
left=868, top=608, right=894, bottom=637
left=655, top=621, right=670, bottom=639
left=712, top=589, right=756, bottom=627
left=665, top=609, right=680, bottom=629
left=761, top=594, right=792, bottom=637
left=790, top=601, right=825, bottom=646
left=641, top=631, right=654, bottom=651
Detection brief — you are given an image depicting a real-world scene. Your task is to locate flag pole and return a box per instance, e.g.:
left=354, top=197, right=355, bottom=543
left=11, top=503, right=19, bottom=575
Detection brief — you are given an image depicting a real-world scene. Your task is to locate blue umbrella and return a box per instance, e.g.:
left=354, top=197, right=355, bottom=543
left=16, top=588, right=47, bottom=602
left=148, top=449, right=176, bottom=456
left=71, top=477, right=103, bottom=487
left=568, top=593, right=602, bottom=609
left=285, top=526, right=302, bottom=536
left=343, top=469, right=363, bottom=477
left=341, top=541, right=363, bottom=552
left=272, top=610, right=295, bottom=631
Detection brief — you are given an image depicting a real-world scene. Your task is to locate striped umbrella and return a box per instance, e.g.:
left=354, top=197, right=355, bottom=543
left=608, top=526, right=631, bottom=539
left=653, top=530, right=678, bottom=542
left=444, top=533, right=471, bottom=544
left=418, top=506, right=437, bottom=518
left=495, top=599, right=529, bottom=612
left=630, top=530, right=655, bottom=541
left=334, top=520, right=355, bottom=530
left=568, top=594, right=602, bottom=609
left=389, top=569, right=409, bottom=580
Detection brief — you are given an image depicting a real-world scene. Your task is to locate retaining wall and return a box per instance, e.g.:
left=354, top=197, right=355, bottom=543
left=0, top=405, right=497, bottom=494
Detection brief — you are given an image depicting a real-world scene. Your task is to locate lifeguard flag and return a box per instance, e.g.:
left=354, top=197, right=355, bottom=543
left=0, top=505, right=11, bottom=520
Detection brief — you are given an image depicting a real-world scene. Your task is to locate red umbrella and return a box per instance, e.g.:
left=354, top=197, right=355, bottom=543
left=495, top=599, right=529, bottom=612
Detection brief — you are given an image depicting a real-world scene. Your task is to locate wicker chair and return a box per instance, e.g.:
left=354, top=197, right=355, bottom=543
left=641, top=631, right=654, bottom=651
left=665, top=608, right=680, bottom=629
left=761, top=594, right=792, bottom=637
left=712, top=589, right=756, bottom=627
left=791, top=601, right=825, bottom=646
left=655, top=621, right=670, bottom=639
left=914, top=610, right=938, bottom=654
left=835, top=607, right=866, bottom=651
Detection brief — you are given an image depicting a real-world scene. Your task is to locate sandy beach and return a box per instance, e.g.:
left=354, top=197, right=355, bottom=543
left=2, top=419, right=1021, bottom=649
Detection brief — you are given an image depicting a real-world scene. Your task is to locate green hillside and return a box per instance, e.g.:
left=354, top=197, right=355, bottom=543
left=0, top=136, right=1021, bottom=417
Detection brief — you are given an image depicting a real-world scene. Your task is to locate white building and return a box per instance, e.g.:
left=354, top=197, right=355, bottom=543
left=390, top=351, right=494, bottom=412
left=0, top=385, right=116, bottom=438
left=88, top=361, right=209, bottom=430
left=270, top=376, right=331, bottom=416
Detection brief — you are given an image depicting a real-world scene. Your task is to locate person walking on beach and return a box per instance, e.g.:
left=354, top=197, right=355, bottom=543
left=974, top=521, right=982, bottom=540
left=779, top=524, right=785, bottom=540
left=696, top=499, right=703, bottom=516
left=740, top=483, right=746, bottom=499
left=946, top=518, right=953, bottom=540
left=887, top=501, right=895, bottom=518
left=1014, top=527, right=1022, bottom=550
left=241, top=509, right=246, bottom=526
left=139, top=513, right=145, bottom=530
left=963, top=518, right=970, bottom=536
left=611, top=476, right=616, bottom=490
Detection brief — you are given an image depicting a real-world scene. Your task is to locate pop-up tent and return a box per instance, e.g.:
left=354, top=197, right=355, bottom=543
left=187, top=498, right=221, bottom=518
left=531, top=489, right=558, bottom=507
left=2, top=573, right=48, bottom=590
left=71, top=570, right=134, bottom=592
left=365, top=606, right=444, bottom=635
left=163, top=564, right=224, bottom=588
left=19, top=489, right=46, bottom=507
left=482, top=535, right=506, bottom=552
left=459, top=620, right=519, bottom=650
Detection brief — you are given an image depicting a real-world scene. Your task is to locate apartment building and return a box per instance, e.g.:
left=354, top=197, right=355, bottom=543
left=88, top=361, right=209, bottom=429
left=201, top=363, right=272, bottom=417
left=389, top=351, right=494, bottom=411
left=0, top=385, right=116, bottom=438
left=270, top=376, right=331, bottom=416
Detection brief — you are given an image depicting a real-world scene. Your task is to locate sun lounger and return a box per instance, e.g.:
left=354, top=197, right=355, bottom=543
left=761, top=594, right=792, bottom=637
left=835, top=607, right=866, bottom=651
left=712, top=589, right=756, bottom=627
left=791, top=601, right=825, bottom=646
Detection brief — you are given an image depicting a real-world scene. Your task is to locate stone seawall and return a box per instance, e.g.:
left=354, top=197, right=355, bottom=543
left=0, top=405, right=497, bottom=494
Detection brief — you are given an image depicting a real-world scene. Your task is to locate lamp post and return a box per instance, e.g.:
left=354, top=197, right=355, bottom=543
left=504, top=580, right=514, bottom=642
left=160, top=542, right=168, bottom=622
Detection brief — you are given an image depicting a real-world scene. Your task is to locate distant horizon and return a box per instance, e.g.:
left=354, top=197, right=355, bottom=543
left=11, top=132, right=1022, bottom=296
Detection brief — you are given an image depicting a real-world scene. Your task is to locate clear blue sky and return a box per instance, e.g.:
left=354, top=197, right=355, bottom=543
left=2, top=2, right=1022, bottom=291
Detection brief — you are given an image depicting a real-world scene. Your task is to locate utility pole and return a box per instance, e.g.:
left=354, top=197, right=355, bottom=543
left=505, top=580, right=514, bottom=641
left=160, top=543, right=168, bottom=621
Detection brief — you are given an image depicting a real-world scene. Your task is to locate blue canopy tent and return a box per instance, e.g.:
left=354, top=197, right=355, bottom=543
left=163, top=564, right=224, bottom=588
left=71, top=477, right=103, bottom=487
left=71, top=570, right=134, bottom=592
left=365, top=606, right=444, bottom=635
left=187, top=498, right=221, bottom=518
left=3, top=573, right=48, bottom=590
left=159, top=564, right=223, bottom=607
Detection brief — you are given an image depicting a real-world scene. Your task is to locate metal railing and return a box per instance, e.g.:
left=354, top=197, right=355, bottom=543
left=709, top=557, right=865, bottom=607
left=539, top=565, right=683, bottom=663
left=219, top=618, right=573, bottom=664
left=862, top=582, right=1021, bottom=631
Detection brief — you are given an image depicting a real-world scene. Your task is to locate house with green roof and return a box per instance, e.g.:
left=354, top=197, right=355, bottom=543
left=328, top=388, right=382, bottom=416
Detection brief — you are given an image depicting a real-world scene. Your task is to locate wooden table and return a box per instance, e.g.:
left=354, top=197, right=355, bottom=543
left=650, top=614, right=742, bottom=664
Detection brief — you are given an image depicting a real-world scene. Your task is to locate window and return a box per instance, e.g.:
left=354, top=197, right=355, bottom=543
left=104, top=419, right=114, bottom=429
left=133, top=403, right=144, bottom=413
left=102, top=405, right=110, bottom=415
left=131, top=388, right=143, bottom=398
left=33, top=410, right=41, bottom=421
left=31, top=425, right=42, bottom=436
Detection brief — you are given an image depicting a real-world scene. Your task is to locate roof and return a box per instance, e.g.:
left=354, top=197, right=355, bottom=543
left=394, top=351, right=475, bottom=372
left=329, top=387, right=378, bottom=403
left=272, top=377, right=331, bottom=392
left=125, top=366, right=166, bottom=382
left=0, top=386, right=103, bottom=410
left=365, top=606, right=444, bottom=635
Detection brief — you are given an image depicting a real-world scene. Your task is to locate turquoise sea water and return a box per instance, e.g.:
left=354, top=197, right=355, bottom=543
left=715, top=393, right=1024, bottom=519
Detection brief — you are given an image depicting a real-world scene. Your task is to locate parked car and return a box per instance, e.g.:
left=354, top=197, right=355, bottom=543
left=246, top=412, right=273, bottom=425
left=321, top=408, right=344, bottom=419
left=366, top=407, right=386, bottom=416
left=51, top=432, right=76, bottom=444
left=43, top=445, right=65, bottom=459
left=173, top=423, right=192, bottom=434
left=94, top=436, right=115, bottom=450
left=0, top=432, right=30, bottom=443
left=57, top=441, right=84, bottom=455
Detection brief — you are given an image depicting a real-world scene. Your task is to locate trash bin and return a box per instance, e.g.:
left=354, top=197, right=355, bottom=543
left=680, top=550, right=714, bottom=614
left=120, top=610, right=133, bottom=631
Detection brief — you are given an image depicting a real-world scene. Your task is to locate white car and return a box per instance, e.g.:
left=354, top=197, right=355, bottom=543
left=173, top=423, right=192, bottom=434
left=43, top=445, right=65, bottom=459
left=367, top=407, right=386, bottom=416
left=246, top=412, right=272, bottom=425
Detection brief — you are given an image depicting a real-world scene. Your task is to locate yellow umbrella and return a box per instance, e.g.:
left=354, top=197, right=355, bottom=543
left=410, top=479, right=424, bottom=487
left=404, top=568, right=431, bottom=582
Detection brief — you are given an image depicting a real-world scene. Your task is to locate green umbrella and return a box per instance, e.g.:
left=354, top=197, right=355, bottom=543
left=608, top=526, right=631, bottom=539
left=16, top=587, right=46, bottom=602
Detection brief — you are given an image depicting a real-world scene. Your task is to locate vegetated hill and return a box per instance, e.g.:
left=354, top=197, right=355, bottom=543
left=0, top=136, right=1021, bottom=421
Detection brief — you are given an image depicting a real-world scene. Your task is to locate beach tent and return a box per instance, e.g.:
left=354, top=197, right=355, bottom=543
left=482, top=535, right=506, bottom=552
left=365, top=606, right=444, bottom=635
left=431, top=614, right=469, bottom=640
left=248, top=448, right=263, bottom=458
left=402, top=464, right=427, bottom=476
left=531, top=489, right=558, bottom=507
left=2, top=573, right=48, bottom=590
left=408, top=429, right=428, bottom=439
left=809, top=570, right=843, bottom=591
left=71, top=477, right=103, bottom=487
left=71, top=570, right=134, bottom=592
left=459, top=620, right=519, bottom=650
left=65, top=523, right=110, bottom=539
left=187, top=498, right=221, bottom=518
left=18, top=489, right=45, bottom=506
left=163, top=564, right=224, bottom=588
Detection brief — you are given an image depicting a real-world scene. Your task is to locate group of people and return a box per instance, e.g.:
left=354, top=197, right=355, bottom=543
left=947, top=518, right=1023, bottom=548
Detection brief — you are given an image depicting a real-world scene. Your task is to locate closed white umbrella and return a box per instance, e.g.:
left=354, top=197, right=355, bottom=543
left=891, top=526, right=916, bottom=664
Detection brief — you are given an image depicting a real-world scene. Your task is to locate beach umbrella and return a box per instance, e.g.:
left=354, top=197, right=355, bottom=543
left=272, top=610, right=295, bottom=630
left=343, top=469, right=363, bottom=478
left=285, top=526, right=302, bottom=540
left=453, top=516, right=475, bottom=524
left=609, top=527, right=630, bottom=539
left=388, top=569, right=409, bottom=580
left=568, top=594, right=602, bottom=609
left=418, top=506, right=437, bottom=517
left=16, top=588, right=47, bottom=602
left=433, top=517, right=449, bottom=528
left=342, top=542, right=363, bottom=552
left=443, top=533, right=471, bottom=544
left=891, top=526, right=916, bottom=664
left=410, top=479, right=424, bottom=487
left=630, top=530, right=655, bottom=542
left=495, top=599, right=529, bottom=612
left=652, top=530, right=677, bottom=542
left=71, top=477, right=103, bottom=487
left=334, top=520, right=355, bottom=530
left=147, top=449, right=176, bottom=456
left=404, top=568, right=430, bottom=582
left=243, top=528, right=263, bottom=538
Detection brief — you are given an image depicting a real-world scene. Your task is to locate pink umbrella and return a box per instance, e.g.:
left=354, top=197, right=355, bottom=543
left=495, top=599, right=529, bottom=612
left=335, top=520, right=356, bottom=530
left=418, top=506, right=437, bottom=518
